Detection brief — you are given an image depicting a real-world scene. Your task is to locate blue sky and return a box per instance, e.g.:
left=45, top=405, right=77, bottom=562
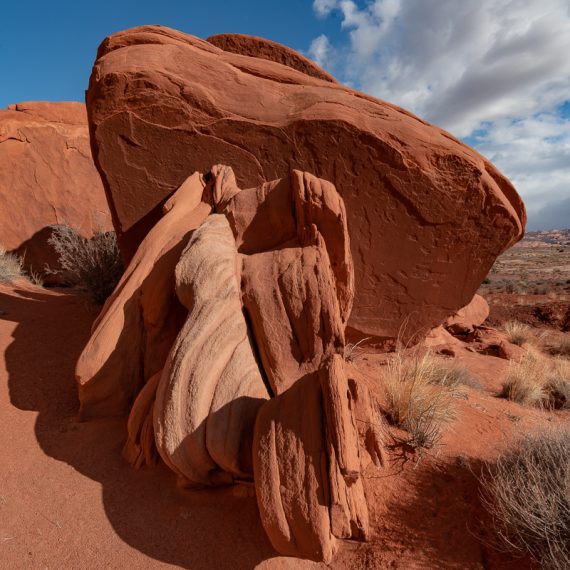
left=0, top=0, right=341, bottom=107
left=2, top=0, right=569, bottom=230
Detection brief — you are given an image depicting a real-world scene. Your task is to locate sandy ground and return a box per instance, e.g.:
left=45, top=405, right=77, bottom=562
left=1, top=282, right=565, bottom=569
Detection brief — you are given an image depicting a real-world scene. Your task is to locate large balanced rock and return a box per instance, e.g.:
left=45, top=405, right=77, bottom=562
left=86, top=25, right=525, bottom=339
left=0, top=102, right=112, bottom=272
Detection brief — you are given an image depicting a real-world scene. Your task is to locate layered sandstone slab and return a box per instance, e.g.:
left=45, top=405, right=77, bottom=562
left=154, top=215, right=270, bottom=485
left=206, top=33, right=338, bottom=83
left=0, top=102, right=111, bottom=257
left=253, top=355, right=370, bottom=563
left=75, top=172, right=211, bottom=418
left=86, top=25, right=525, bottom=338
left=75, top=164, right=377, bottom=561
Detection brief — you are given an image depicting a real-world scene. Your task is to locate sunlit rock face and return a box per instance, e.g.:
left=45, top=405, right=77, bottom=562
left=86, top=25, right=525, bottom=340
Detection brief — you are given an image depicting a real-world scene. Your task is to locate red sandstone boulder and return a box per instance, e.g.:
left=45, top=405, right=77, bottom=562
left=253, top=355, right=370, bottom=563
left=0, top=102, right=112, bottom=273
left=207, top=33, right=338, bottom=83
left=445, top=294, right=490, bottom=334
left=76, top=164, right=378, bottom=561
left=86, top=25, right=525, bottom=339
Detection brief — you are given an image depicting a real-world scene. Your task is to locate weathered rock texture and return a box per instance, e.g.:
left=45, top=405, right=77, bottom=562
left=76, top=172, right=211, bottom=418
left=254, top=355, right=372, bottom=562
left=154, top=214, right=269, bottom=485
left=0, top=102, right=112, bottom=274
left=76, top=165, right=379, bottom=562
left=206, top=33, right=338, bottom=83
left=445, top=294, right=490, bottom=334
left=86, top=25, right=525, bottom=339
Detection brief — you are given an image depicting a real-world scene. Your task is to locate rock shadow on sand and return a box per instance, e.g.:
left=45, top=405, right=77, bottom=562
left=3, top=286, right=281, bottom=570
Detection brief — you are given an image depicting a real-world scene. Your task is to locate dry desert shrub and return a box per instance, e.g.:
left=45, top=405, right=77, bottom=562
left=383, top=351, right=469, bottom=450
left=547, top=335, right=570, bottom=358
left=481, top=428, right=570, bottom=570
left=502, top=320, right=540, bottom=347
left=344, top=337, right=371, bottom=363
left=500, top=350, right=570, bottom=410
left=48, top=225, right=123, bottom=304
left=0, top=247, right=25, bottom=282
left=0, top=247, right=42, bottom=285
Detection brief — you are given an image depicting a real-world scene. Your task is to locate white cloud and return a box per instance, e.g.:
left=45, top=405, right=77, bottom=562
left=313, top=0, right=338, bottom=18
left=308, top=34, right=332, bottom=68
left=311, top=0, right=570, bottom=229
left=471, top=113, right=570, bottom=229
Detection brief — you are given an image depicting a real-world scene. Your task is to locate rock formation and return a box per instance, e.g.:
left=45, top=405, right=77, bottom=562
left=76, top=165, right=382, bottom=562
left=86, top=25, right=525, bottom=339
left=445, top=294, right=490, bottom=334
left=77, top=24, right=529, bottom=563
left=0, top=102, right=112, bottom=277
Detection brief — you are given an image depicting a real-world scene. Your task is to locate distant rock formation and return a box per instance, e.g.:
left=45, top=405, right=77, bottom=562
left=0, top=101, right=112, bottom=278
left=85, top=25, right=525, bottom=339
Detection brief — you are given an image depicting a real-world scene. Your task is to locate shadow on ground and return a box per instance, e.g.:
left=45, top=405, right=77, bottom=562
left=2, top=286, right=276, bottom=570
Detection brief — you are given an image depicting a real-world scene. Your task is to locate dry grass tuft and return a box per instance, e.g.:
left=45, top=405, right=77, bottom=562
left=344, top=337, right=371, bottom=363
left=48, top=225, right=123, bottom=304
left=500, top=350, right=570, bottom=409
left=480, top=427, right=570, bottom=570
left=547, top=335, right=570, bottom=358
left=545, top=359, right=570, bottom=410
left=0, top=247, right=43, bottom=285
left=502, top=320, right=540, bottom=347
left=383, top=351, right=469, bottom=450
left=0, top=247, right=25, bottom=282
left=500, top=350, right=549, bottom=407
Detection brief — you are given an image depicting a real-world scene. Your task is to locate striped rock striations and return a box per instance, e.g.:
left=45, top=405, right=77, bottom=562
left=76, top=165, right=381, bottom=562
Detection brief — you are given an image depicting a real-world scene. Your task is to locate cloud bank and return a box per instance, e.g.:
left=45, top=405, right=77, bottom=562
left=309, top=0, right=570, bottom=230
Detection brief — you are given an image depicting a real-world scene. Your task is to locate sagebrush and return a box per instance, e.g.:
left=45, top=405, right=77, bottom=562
left=48, top=225, right=123, bottom=304
left=480, top=428, right=570, bottom=570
